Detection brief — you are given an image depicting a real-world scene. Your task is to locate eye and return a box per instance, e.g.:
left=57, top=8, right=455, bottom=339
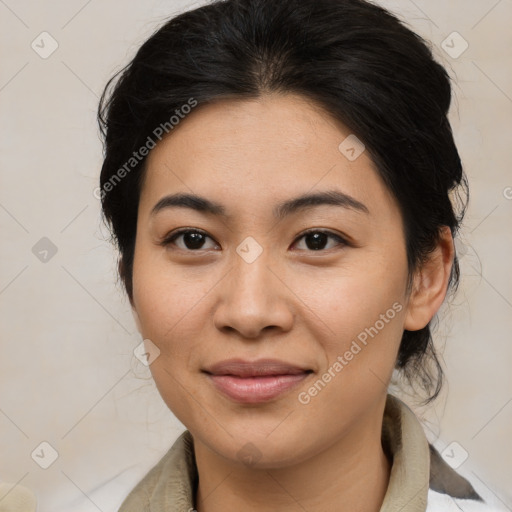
left=160, top=228, right=219, bottom=251
left=292, top=229, right=348, bottom=252
left=159, top=228, right=348, bottom=253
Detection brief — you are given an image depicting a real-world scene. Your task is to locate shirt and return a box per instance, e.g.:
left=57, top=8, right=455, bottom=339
left=118, top=393, right=507, bottom=511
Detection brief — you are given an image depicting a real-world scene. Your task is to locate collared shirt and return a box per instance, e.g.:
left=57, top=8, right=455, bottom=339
left=118, top=394, right=505, bottom=511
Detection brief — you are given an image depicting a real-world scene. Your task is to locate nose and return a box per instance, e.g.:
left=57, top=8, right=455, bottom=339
left=212, top=249, right=294, bottom=339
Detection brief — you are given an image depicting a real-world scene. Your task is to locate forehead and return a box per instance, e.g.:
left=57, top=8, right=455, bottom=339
left=139, top=93, right=397, bottom=222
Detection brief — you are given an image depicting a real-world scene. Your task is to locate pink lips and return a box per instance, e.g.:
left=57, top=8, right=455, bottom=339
left=203, top=359, right=312, bottom=404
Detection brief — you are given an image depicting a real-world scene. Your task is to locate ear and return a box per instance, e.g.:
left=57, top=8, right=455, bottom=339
left=404, top=226, right=454, bottom=331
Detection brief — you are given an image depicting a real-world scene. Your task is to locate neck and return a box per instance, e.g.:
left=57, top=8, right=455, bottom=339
left=194, top=408, right=392, bottom=512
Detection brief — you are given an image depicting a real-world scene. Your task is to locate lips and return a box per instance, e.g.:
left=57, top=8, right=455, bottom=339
left=204, top=359, right=310, bottom=377
left=203, top=359, right=312, bottom=403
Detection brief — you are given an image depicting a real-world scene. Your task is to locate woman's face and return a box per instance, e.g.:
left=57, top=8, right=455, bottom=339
left=131, top=93, right=412, bottom=467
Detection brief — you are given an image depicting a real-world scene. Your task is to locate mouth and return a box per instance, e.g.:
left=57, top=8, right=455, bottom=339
left=202, top=359, right=314, bottom=403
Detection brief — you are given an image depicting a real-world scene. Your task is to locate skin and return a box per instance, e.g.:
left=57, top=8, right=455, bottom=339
left=130, top=92, right=454, bottom=512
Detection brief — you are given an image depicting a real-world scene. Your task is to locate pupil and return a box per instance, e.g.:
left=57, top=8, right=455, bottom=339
left=185, top=232, right=204, bottom=249
left=306, top=232, right=327, bottom=250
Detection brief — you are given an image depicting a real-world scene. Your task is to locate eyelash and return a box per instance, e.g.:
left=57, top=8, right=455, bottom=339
left=159, top=228, right=349, bottom=253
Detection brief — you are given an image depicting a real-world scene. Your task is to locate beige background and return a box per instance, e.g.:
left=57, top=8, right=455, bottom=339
left=0, top=0, right=511, bottom=510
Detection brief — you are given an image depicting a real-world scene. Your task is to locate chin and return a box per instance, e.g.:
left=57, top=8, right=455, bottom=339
left=191, top=421, right=314, bottom=469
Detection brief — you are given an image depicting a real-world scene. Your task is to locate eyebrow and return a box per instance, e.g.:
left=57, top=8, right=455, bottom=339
left=150, top=189, right=369, bottom=220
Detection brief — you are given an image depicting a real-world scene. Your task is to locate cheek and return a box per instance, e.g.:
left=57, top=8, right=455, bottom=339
left=289, top=250, right=408, bottom=391
left=132, top=260, right=213, bottom=424
left=294, top=262, right=406, bottom=341
left=131, top=250, right=213, bottom=375
left=133, top=241, right=205, bottom=328
left=295, top=276, right=405, bottom=424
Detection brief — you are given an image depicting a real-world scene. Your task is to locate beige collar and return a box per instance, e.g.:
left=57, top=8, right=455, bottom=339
left=380, top=394, right=430, bottom=511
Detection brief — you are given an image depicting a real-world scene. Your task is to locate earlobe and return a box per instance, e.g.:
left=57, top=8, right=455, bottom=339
left=404, top=226, right=454, bottom=331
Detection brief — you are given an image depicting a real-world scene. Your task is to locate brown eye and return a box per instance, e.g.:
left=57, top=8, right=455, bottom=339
left=161, top=229, right=219, bottom=251
left=293, top=230, right=347, bottom=251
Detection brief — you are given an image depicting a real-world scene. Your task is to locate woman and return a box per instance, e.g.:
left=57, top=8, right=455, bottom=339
left=97, top=0, right=505, bottom=510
